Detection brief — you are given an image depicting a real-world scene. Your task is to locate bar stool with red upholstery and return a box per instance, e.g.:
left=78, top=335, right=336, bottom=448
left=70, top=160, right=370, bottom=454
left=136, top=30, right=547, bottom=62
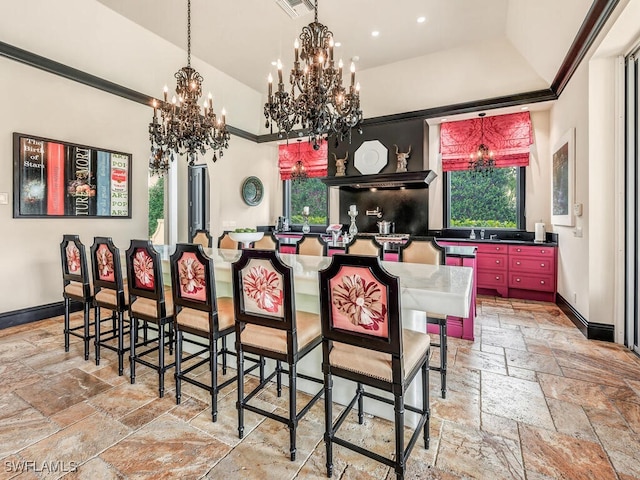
left=60, top=234, right=96, bottom=360
left=169, top=243, right=237, bottom=421
left=125, top=240, right=175, bottom=397
left=90, top=236, right=130, bottom=375
left=319, top=254, right=431, bottom=479
left=232, top=249, right=323, bottom=461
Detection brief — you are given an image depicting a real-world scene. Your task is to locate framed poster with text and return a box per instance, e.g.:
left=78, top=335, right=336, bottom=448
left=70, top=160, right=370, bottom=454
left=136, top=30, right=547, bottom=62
left=13, top=133, right=132, bottom=218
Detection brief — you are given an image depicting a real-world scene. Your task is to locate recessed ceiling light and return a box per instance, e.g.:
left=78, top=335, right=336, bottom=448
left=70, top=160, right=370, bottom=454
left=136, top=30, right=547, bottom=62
left=417, top=16, right=426, bottom=23
left=271, top=61, right=277, bottom=66
left=521, top=106, right=529, bottom=111
left=371, top=31, right=380, bottom=37
left=334, top=42, right=342, bottom=47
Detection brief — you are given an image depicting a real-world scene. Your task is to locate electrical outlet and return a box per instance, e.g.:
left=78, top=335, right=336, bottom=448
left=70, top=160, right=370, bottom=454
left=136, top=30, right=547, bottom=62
left=573, top=227, right=583, bottom=237
left=0, top=192, right=7, bottom=205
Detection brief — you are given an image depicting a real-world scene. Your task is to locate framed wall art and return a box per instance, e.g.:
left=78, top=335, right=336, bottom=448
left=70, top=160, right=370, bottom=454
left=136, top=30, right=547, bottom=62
left=13, top=132, right=132, bottom=218
left=551, top=128, right=575, bottom=226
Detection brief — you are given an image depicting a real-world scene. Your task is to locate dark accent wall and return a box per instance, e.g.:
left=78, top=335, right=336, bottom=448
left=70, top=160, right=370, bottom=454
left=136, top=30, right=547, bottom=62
left=339, top=188, right=429, bottom=234
left=329, top=118, right=430, bottom=234
left=327, top=118, right=426, bottom=176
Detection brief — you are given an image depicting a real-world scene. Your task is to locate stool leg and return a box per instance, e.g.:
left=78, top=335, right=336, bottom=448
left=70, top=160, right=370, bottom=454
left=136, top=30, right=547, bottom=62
left=324, top=371, right=334, bottom=478
left=117, top=310, right=124, bottom=376
left=95, top=307, right=101, bottom=366
left=357, top=382, right=364, bottom=425
left=422, top=361, right=430, bottom=449
left=83, top=302, right=91, bottom=361
left=175, top=329, right=182, bottom=405
left=130, top=316, right=137, bottom=384
left=394, top=393, right=406, bottom=480
left=289, top=363, right=297, bottom=461
left=211, top=332, right=218, bottom=422
left=276, top=360, right=282, bottom=397
left=236, top=343, right=245, bottom=439
left=158, top=321, right=166, bottom=398
left=63, top=298, right=70, bottom=352
left=221, top=336, right=228, bottom=375
left=440, top=322, right=447, bottom=399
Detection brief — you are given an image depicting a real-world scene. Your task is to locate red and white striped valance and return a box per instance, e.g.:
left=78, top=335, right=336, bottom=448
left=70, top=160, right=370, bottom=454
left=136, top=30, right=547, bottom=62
left=440, top=112, right=533, bottom=172
left=278, top=141, right=328, bottom=180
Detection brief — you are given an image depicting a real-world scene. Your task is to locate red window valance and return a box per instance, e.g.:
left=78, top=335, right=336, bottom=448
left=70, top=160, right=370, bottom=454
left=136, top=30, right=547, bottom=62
left=440, top=112, right=533, bottom=172
left=278, top=141, right=328, bottom=181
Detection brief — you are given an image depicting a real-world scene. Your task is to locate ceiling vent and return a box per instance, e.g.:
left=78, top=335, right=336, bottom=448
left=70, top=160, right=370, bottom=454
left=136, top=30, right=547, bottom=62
left=275, top=0, right=314, bottom=19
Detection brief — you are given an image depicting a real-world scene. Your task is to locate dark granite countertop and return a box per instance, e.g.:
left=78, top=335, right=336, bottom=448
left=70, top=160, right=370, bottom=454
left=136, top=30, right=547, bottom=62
left=437, top=237, right=558, bottom=247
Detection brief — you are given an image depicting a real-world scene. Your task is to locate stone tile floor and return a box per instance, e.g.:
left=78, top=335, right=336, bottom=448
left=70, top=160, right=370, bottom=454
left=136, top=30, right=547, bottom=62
left=1, top=296, right=640, bottom=479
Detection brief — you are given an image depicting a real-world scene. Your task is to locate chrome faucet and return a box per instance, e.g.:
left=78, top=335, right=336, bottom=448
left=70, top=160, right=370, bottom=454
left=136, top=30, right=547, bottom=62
left=480, top=228, right=485, bottom=240
left=469, top=229, right=476, bottom=240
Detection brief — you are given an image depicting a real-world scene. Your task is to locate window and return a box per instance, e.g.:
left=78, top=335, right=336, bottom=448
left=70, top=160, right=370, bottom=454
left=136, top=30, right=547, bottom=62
left=445, top=167, right=525, bottom=229
left=284, top=178, right=328, bottom=225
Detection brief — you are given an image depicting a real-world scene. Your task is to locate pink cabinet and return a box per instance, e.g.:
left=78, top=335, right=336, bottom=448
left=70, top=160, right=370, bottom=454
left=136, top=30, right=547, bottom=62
left=444, top=253, right=476, bottom=341
left=507, top=245, right=557, bottom=302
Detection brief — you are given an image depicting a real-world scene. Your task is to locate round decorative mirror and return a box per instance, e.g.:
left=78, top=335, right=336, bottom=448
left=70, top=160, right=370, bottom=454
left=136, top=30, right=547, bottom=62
left=241, top=176, right=264, bottom=206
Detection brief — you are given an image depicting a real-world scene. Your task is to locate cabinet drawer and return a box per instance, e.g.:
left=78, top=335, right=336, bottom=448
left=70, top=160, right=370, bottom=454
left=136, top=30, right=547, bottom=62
left=437, top=241, right=459, bottom=247
left=508, top=245, right=555, bottom=258
left=478, top=271, right=507, bottom=288
left=509, top=273, right=555, bottom=292
left=509, top=256, right=553, bottom=273
left=477, top=253, right=508, bottom=271
left=475, top=243, right=508, bottom=254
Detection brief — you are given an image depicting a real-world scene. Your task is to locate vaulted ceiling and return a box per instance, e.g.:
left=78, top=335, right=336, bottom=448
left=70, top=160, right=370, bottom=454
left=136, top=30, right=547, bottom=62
left=97, top=0, right=596, bottom=120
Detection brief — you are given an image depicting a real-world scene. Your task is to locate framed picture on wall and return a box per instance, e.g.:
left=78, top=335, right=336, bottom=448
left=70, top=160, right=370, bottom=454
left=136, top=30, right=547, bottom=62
left=13, top=132, right=132, bottom=218
left=551, top=128, right=575, bottom=226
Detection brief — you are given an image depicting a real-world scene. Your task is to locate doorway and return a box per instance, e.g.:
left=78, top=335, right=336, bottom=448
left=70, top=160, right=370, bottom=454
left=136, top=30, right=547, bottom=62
left=188, top=164, right=210, bottom=242
left=624, top=46, right=640, bottom=354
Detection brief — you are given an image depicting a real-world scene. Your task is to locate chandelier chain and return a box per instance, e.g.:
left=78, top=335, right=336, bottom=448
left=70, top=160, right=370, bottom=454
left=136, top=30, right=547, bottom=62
left=148, top=0, right=229, bottom=176
left=187, top=0, right=191, bottom=67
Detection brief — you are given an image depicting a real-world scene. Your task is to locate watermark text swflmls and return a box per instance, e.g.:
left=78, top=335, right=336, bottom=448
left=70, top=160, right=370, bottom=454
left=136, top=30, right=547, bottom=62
left=5, top=460, right=79, bottom=473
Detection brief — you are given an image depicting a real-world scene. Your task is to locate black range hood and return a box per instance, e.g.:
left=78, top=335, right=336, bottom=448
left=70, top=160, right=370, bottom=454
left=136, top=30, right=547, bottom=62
left=321, top=170, right=437, bottom=190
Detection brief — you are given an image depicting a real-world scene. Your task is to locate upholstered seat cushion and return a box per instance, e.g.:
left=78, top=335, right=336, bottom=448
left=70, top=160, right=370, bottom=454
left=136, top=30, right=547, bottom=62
left=240, top=310, right=321, bottom=354
left=176, top=297, right=234, bottom=333
left=95, top=285, right=129, bottom=309
left=64, top=281, right=92, bottom=300
left=329, top=329, right=431, bottom=383
left=130, top=287, right=174, bottom=319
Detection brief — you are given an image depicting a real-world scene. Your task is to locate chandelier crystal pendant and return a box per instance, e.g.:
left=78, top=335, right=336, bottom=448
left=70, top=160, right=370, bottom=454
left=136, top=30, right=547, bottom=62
left=264, top=0, right=363, bottom=150
left=148, top=0, right=230, bottom=176
left=469, top=114, right=495, bottom=176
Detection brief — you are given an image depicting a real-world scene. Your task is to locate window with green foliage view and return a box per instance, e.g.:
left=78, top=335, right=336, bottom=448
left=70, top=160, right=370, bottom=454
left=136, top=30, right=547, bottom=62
left=287, top=178, right=328, bottom=225
left=447, top=167, right=520, bottom=229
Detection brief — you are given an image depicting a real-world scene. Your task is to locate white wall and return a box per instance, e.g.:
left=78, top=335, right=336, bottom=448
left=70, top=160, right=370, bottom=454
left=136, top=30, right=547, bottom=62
left=0, top=0, right=279, bottom=314
left=0, top=57, right=149, bottom=312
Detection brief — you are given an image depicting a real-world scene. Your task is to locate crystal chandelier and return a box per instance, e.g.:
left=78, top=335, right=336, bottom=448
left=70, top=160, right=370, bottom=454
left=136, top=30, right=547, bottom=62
left=148, top=0, right=230, bottom=176
left=290, top=139, right=308, bottom=182
left=469, top=114, right=495, bottom=176
left=264, top=0, right=363, bottom=150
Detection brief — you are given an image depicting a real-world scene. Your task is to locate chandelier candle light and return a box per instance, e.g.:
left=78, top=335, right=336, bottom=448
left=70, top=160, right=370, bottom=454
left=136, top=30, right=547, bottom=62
left=264, top=0, right=363, bottom=149
left=148, top=0, right=230, bottom=176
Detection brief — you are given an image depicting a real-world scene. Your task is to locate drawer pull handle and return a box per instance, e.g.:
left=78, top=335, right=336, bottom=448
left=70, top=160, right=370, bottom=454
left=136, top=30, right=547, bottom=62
left=496, top=260, right=500, bottom=264
left=496, top=247, right=500, bottom=250
left=516, top=248, right=521, bottom=252
left=540, top=280, right=545, bottom=285
left=496, top=276, right=500, bottom=280
left=541, top=250, right=545, bottom=254
left=516, top=278, right=521, bottom=282
left=541, top=263, right=545, bottom=267
left=516, top=261, right=521, bottom=265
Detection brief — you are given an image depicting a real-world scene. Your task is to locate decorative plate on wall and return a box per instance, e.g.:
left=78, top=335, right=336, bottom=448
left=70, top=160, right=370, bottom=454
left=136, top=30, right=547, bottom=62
left=241, top=176, right=263, bottom=206
left=354, top=140, right=388, bottom=175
